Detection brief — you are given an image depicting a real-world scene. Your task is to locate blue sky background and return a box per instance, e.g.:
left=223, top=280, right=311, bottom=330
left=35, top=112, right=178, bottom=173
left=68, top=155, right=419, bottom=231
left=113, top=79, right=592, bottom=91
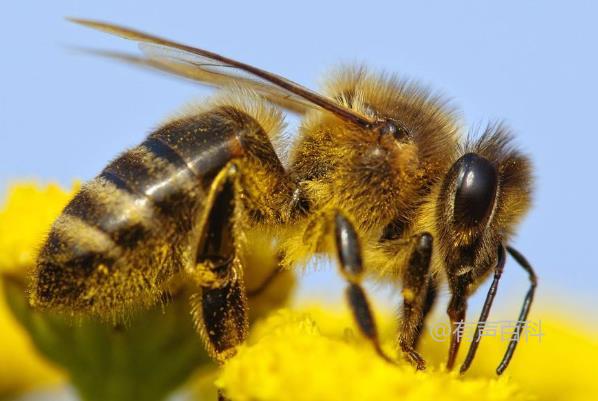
left=1, top=1, right=596, bottom=324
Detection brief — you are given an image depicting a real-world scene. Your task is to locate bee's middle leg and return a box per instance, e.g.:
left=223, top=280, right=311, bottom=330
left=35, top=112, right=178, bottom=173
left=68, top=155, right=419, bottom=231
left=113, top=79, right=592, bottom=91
left=398, top=233, right=435, bottom=370
left=412, top=275, right=438, bottom=350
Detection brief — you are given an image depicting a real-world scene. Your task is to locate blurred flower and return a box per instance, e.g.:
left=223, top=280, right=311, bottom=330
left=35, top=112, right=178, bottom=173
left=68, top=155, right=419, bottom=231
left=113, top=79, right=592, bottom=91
left=0, top=183, right=76, bottom=398
left=0, top=182, right=78, bottom=274
left=0, top=282, right=64, bottom=397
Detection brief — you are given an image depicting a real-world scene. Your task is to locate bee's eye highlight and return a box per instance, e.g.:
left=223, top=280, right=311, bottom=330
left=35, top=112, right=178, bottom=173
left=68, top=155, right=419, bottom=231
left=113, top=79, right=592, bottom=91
left=452, top=153, right=498, bottom=226
left=380, top=121, right=397, bottom=136
left=379, top=121, right=409, bottom=142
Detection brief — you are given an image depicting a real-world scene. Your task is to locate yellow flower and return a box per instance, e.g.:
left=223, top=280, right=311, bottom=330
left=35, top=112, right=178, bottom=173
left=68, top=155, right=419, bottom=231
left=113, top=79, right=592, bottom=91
left=2, top=182, right=597, bottom=401
left=217, top=309, right=527, bottom=401
left=0, top=182, right=79, bottom=274
left=217, top=307, right=598, bottom=401
left=0, top=284, right=64, bottom=397
left=0, top=183, right=76, bottom=397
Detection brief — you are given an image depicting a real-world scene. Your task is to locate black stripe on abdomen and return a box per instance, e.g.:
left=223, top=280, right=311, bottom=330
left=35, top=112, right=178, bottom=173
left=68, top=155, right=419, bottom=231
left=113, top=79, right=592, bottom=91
left=87, top=107, right=254, bottom=237
left=99, top=170, right=136, bottom=194
left=148, top=108, right=247, bottom=183
left=141, top=137, right=190, bottom=172
left=101, top=144, right=197, bottom=216
left=62, top=186, right=149, bottom=249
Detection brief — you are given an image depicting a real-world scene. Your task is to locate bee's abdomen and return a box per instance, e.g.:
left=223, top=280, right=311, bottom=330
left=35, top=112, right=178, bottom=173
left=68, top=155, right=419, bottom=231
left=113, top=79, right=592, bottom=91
left=33, top=106, right=255, bottom=314
left=62, top=108, right=251, bottom=255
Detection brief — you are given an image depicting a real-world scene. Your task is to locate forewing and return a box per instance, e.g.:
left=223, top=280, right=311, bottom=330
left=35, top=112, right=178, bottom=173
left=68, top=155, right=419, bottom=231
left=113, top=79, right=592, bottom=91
left=78, top=48, right=314, bottom=114
left=69, top=18, right=374, bottom=126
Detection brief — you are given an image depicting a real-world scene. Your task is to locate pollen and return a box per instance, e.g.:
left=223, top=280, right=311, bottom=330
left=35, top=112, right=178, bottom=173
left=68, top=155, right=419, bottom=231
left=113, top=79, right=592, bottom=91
left=97, top=264, right=110, bottom=275
left=402, top=288, right=415, bottom=302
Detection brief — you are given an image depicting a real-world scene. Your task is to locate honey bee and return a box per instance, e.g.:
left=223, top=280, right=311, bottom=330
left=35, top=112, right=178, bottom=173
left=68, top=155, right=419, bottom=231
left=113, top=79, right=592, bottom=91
left=31, top=19, right=537, bottom=375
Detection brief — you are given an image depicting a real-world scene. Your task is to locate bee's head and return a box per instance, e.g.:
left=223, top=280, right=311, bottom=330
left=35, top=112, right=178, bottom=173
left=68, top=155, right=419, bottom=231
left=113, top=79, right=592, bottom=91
left=436, top=124, right=533, bottom=272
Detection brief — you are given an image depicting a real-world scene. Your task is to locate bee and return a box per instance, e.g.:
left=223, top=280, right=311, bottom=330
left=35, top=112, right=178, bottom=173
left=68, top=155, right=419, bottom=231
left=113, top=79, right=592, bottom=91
left=32, top=19, right=537, bottom=375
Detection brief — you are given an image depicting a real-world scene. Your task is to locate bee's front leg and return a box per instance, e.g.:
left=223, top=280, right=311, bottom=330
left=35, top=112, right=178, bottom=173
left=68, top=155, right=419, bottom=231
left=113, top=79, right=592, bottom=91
left=460, top=245, right=506, bottom=374
left=333, top=212, right=395, bottom=364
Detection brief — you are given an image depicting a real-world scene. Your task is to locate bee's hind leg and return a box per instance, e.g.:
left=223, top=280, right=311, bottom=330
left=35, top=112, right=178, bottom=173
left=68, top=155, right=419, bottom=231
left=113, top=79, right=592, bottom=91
left=333, top=212, right=395, bottom=364
left=188, top=165, right=249, bottom=364
left=398, top=233, right=435, bottom=370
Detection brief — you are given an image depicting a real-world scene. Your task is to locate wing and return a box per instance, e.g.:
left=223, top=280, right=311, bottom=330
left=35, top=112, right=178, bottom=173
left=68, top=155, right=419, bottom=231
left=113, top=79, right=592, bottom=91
left=69, top=18, right=375, bottom=127
left=73, top=48, right=314, bottom=115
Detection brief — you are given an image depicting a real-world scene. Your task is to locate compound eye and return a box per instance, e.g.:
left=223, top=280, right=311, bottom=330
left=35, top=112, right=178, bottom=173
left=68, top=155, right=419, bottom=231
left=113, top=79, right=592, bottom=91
left=453, top=153, right=498, bottom=226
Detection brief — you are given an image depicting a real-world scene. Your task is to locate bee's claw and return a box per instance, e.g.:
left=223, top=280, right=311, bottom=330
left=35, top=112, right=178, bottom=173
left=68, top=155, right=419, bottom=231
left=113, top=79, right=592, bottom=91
left=402, top=347, right=427, bottom=371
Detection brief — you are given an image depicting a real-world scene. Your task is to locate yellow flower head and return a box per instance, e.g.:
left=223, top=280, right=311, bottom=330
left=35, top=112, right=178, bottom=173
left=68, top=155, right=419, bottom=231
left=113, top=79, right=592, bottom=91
left=0, top=183, right=77, bottom=396
left=217, top=309, right=528, bottom=401
left=1, top=183, right=597, bottom=401
left=216, top=306, right=598, bottom=401
left=0, top=182, right=78, bottom=274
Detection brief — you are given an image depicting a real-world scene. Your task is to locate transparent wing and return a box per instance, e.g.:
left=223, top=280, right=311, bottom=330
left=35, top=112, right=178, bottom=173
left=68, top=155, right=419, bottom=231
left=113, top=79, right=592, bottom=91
left=69, top=18, right=374, bottom=126
left=76, top=48, right=314, bottom=114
